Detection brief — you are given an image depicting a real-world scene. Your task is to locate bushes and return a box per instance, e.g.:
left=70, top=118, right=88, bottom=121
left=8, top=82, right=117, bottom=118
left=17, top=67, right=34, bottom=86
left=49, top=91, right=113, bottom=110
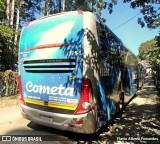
left=0, top=70, right=18, bottom=97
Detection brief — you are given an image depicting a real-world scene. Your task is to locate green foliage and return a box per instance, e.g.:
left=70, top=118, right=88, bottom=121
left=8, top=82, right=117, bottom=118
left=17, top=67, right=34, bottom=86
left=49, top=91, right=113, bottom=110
left=0, top=23, right=19, bottom=71
left=19, top=0, right=43, bottom=27
left=0, top=0, right=42, bottom=70
left=149, top=48, right=160, bottom=70
left=149, top=39, right=160, bottom=90
left=123, top=0, right=160, bottom=28
left=138, top=37, right=160, bottom=89
left=138, top=39, right=157, bottom=60
left=0, top=0, right=5, bottom=20
left=148, top=37, right=160, bottom=71
left=138, top=37, right=160, bottom=65
left=61, top=0, right=118, bottom=16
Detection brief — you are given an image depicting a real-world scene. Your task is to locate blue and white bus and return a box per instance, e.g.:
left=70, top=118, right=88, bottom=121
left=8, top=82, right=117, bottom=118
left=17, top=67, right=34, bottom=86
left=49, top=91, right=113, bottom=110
left=18, top=10, right=139, bottom=134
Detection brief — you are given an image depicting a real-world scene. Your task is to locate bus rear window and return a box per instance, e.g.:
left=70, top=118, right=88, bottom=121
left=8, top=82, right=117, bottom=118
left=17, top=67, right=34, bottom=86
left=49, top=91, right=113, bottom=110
left=20, top=13, right=83, bottom=52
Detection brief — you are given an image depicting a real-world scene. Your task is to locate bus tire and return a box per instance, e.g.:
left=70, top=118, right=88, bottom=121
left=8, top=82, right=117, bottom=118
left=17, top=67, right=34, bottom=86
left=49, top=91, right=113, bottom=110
left=120, top=91, right=125, bottom=107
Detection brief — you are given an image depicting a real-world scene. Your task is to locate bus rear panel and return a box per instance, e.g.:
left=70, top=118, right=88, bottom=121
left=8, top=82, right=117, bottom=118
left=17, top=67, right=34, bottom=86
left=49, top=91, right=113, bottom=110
left=19, top=11, right=97, bottom=133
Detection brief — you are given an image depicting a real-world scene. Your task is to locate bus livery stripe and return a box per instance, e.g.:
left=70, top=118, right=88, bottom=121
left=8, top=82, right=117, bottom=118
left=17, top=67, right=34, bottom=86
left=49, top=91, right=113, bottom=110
left=26, top=43, right=75, bottom=51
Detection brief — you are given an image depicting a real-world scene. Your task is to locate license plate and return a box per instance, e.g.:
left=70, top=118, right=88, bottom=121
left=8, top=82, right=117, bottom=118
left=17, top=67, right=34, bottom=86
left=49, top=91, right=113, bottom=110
left=40, top=115, right=53, bottom=123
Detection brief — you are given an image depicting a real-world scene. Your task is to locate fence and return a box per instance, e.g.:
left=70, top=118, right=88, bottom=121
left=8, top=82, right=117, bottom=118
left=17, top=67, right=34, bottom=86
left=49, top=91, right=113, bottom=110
left=0, top=70, right=18, bottom=97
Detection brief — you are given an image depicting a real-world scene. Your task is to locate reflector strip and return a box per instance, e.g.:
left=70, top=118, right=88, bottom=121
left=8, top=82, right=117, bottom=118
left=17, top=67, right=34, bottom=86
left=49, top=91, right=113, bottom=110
left=24, top=98, right=77, bottom=110
left=25, top=98, right=44, bottom=106
left=48, top=102, right=77, bottom=110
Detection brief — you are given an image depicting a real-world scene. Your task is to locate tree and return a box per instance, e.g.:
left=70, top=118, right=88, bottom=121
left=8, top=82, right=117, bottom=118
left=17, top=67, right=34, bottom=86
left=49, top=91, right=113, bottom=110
left=148, top=36, right=160, bottom=69
left=44, top=0, right=49, bottom=16
left=123, top=0, right=160, bottom=28
left=10, top=0, right=15, bottom=27
left=5, top=0, right=16, bottom=27
left=0, top=0, right=17, bottom=70
left=55, top=0, right=159, bottom=29
left=42, top=0, right=60, bottom=16
left=0, top=1, right=24, bottom=70
left=0, top=24, right=17, bottom=70
left=6, top=0, right=10, bottom=26
left=54, top=0, right=118, bottom=22
left=138, top=37, right=160, bottom=89
left=138, top=39, right=157, bottom=60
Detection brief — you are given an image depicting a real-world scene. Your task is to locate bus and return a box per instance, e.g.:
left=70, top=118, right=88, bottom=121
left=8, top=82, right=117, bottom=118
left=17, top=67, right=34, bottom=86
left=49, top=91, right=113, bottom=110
left=18, top=10, right=139, bottom=134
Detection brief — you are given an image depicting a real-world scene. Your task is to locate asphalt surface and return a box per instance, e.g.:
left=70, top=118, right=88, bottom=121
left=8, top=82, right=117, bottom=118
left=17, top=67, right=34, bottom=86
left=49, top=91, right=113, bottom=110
left=0, top=76, right=159, bottom=144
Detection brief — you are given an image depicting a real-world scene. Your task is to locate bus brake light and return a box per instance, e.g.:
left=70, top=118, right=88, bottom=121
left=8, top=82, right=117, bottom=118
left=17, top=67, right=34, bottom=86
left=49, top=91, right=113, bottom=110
left=74, top=78, right=92, bottom=115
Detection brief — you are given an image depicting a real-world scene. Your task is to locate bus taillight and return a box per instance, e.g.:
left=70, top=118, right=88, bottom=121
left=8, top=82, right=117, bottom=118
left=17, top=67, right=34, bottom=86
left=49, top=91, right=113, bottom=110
left=74, top=78, right=92, bottom=115
left=18, top=76, right=26, bottom=105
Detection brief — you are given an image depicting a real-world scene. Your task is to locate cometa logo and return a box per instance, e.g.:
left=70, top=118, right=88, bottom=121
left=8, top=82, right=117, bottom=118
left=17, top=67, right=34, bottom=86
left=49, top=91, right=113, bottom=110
left=26, top=81, right=74, bottom=96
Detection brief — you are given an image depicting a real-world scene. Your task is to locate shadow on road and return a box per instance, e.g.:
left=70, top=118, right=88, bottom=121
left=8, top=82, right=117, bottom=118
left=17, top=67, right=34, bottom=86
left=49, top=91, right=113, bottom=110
left=27, top=121, right=100, bottom=141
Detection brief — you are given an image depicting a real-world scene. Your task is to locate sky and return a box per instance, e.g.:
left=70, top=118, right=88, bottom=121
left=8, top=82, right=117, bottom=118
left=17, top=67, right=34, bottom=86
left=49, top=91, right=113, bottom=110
left=102, top=1, right=159, bottom=56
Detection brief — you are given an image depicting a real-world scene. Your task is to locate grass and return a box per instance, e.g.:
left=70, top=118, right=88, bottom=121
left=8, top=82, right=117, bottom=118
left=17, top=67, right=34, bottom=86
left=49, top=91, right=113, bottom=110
left=0, top=95, right=19, bottom=107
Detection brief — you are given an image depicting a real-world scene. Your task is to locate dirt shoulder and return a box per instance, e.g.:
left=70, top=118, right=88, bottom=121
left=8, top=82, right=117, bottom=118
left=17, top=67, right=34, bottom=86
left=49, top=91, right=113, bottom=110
left=99, top=76, right=160, bottom=143
left=0, top=95, right=19, bottom=107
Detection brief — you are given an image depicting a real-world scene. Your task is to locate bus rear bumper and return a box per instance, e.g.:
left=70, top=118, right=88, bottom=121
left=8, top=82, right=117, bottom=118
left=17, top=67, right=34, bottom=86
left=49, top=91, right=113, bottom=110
left=20, top=103, right=96, bottom=134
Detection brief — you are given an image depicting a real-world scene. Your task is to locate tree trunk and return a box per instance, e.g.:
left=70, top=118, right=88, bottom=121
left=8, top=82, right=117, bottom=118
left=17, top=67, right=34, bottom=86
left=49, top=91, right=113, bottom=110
left=62, top=0, right=65, bottom=11
left=6, top=0, right=10, bottom=26
left=44, top=0, right=50, bottom=16
left=10, top=0, right=15, bottom=70
left=12, top=0, right=21, bottom=71
left=10, top=0, right=15, bottom=27
left=14, top=0, right=20, bottom=43
left=59, top=0, right=61, bottom=12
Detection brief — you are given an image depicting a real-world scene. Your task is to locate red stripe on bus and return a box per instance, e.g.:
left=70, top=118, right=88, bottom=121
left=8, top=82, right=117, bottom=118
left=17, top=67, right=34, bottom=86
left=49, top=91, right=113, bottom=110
left=26, top=44, right=74, bottom=51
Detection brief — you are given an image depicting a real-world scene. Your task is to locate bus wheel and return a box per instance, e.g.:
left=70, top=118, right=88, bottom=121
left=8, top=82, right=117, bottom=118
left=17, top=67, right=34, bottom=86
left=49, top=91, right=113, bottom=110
left=116, top=92, right=124, bottom=118
left=120, top=91, right=125, bottom=107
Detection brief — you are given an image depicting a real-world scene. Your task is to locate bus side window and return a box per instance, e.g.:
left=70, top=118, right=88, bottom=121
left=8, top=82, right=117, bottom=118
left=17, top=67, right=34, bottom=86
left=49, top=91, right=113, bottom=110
left=105, top=29, right=122, bottom=67
left=96, top=22, right=110, bottom=62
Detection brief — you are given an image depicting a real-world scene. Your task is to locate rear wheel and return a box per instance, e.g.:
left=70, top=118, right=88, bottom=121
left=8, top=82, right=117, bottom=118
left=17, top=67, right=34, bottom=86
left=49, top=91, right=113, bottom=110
left=117, top=91, right=125, bottom=117
left=120, top=91, right=125, bottom=107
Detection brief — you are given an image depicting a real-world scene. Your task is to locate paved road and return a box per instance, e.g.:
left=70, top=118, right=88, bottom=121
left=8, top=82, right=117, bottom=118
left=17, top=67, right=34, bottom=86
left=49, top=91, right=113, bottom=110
left=0, top=76, right=159, bottom=144
left=0, top=105, right=73, bottom=143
